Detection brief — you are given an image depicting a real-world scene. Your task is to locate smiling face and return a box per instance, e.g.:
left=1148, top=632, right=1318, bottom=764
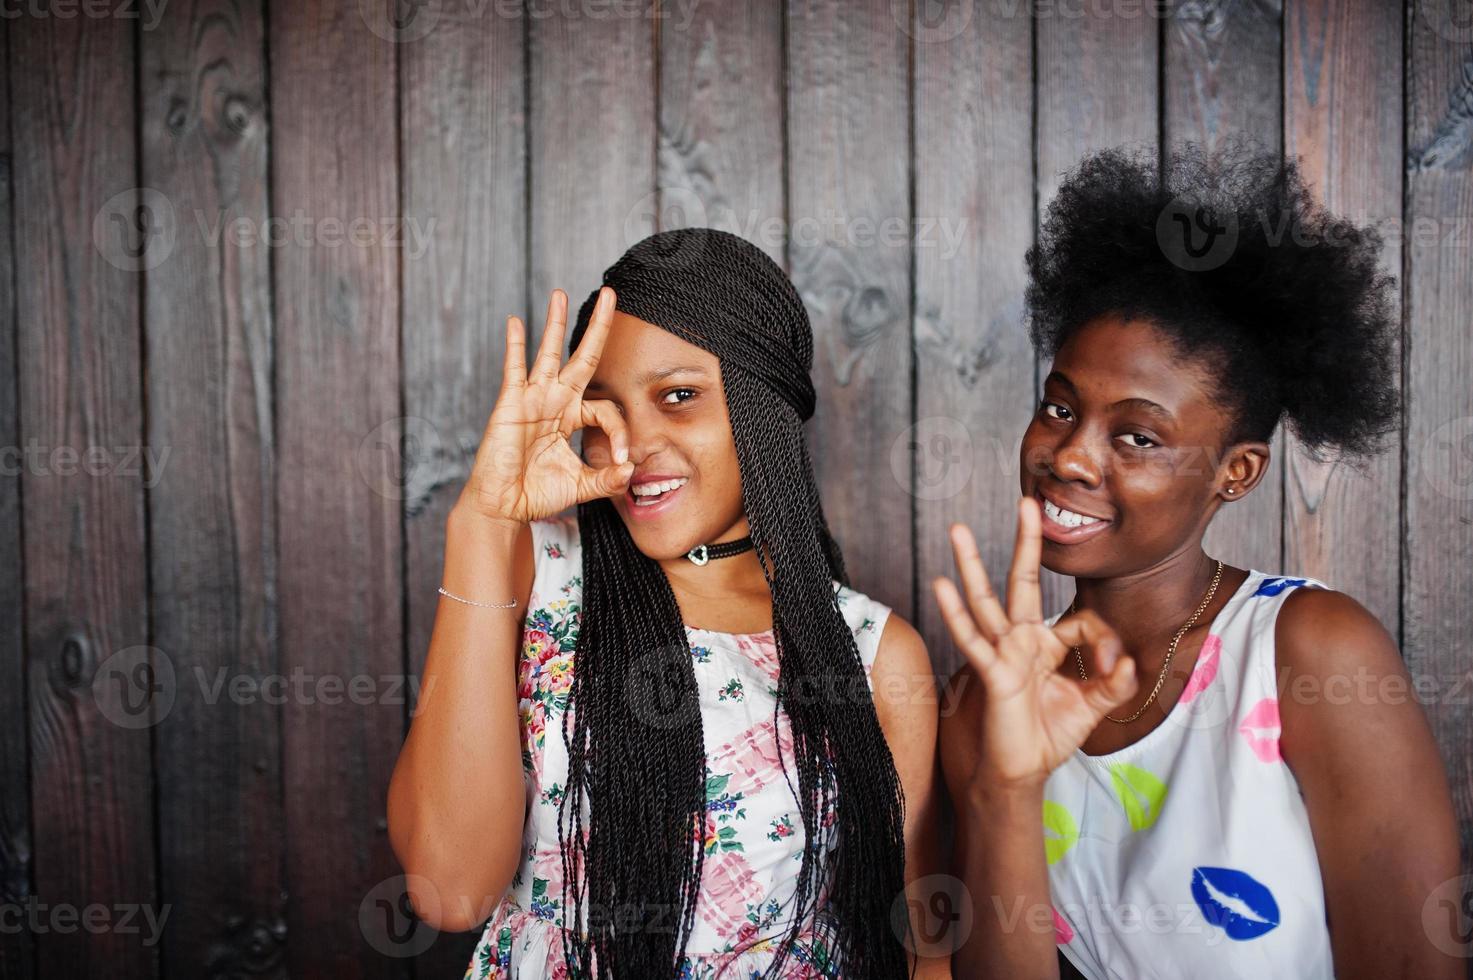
left=1018, top=314, right=1270, bottom=579
left=581, top=310, right=748, bottom=561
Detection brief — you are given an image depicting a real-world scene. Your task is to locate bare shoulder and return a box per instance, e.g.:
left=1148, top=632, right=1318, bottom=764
left=872, top=613, right=930, bottom=704
left=1274, top=585, right=1402, bottom=686
left=874, top=611, right=930, bottom=675
left=1272, top=583, right=1432, bottom=776
left=871, top=612, right=939, bottom=726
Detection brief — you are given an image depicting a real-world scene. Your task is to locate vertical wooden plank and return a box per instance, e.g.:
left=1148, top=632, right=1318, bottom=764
left=1034, top=0, right=1160, bottom=610
left=268, top=0, right=402, bottom=974
left=658, top=0, right=785, bottom=265
left=1165, top=0, right=1282, bottom=157
left=139, top=1, right=285, bottom=977
left=912, top=0, right=1035, bottom=674
left=1283, top=0, right=1401, bottom=631
left=0, top=29, right=33, bottom=980
left=400, top=3, right=526, bottom=973
left=1164, top=0, right=1287, bottom=572
left=9, top=12, right=158, bottom=980
left=529, top=8, right=655, bottom=316
left=1035, top=3, right=1159, bottom=205
left=786, top=0, right=914, bottom=619
left=1404, top=0, right=1473, bottom=877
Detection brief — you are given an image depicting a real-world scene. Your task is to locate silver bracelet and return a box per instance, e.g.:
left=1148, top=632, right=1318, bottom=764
left=438, top=586, right=518, bottom=609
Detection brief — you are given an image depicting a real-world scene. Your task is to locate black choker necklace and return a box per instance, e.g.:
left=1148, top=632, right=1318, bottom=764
left=686, top=536, right=754, bottom=566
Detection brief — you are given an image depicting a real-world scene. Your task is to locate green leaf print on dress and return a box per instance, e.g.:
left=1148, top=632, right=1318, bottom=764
left=703, top=771, right=748, bottom=854
left=1043, top=799, right=1080, bottom=865
left=1108, top=762, right=1168, bottom=831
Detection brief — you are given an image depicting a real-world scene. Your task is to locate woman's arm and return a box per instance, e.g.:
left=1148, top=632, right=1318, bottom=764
left=930, top=503, right=1137, bottom=979
left=386, top=510, right=534, bottom=932
left=940, top=666, right=1058, bottom=979
left=1275, top=587, right=1463, bottom=979
left=872, top=614, right=952, bottom=978
left=385, top=286, right=633, bottom=932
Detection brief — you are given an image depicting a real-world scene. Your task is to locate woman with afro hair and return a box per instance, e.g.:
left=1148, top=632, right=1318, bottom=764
left=934, top=145, right=1461, bottom=979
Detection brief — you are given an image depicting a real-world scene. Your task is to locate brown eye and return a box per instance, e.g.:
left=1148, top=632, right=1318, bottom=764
left=1115, top=432, right=1157, bottom=449
left=1042, top=401, right=1072, bottom=421
left=661, top=388, right=697, bottom=405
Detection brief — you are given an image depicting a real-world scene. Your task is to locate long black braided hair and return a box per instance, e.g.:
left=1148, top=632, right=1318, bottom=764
left=555, top=228, right=912, bottom=979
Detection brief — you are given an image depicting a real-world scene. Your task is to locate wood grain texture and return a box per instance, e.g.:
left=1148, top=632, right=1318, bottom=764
left=1404, top=1, right=1473, bottom=872
left=528, top=6, right=655, bottom=315
left=912, top=0, right=1036, bottom=675
left=0, top=29, right=32, bottom=980
left=1165, top=0, right=1288, bottom=573
left=6, top=4, right=1473, bottom=975
left=1034, top=0, right=1160, bottom=611
left=399, top=2, right=527, bottom=973
left=785, top=0, right=915, bottom=619
left=139, top=0, right=286, bottom=977
left=267, top=0, right=403, bottom=974
left=1283, top=0, right=1402, bottom=631
left=658, top=0, right=785, bottom=265
left=9, top=11, right=158, bottom=979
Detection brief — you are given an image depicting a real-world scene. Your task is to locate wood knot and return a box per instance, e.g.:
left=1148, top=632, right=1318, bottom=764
left=166, top=97, right=190, bottom=137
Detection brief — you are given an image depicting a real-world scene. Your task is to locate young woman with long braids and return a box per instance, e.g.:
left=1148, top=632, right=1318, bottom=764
left=388, top=229, right=948, bottom=979
left=933, top=147, right=1462, bottom=978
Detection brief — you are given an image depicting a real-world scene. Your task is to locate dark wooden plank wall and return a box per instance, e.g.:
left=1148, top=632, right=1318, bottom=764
left=1406, top=0, right=1473, bottom=895
left=400, top=0, right=527, bottom=974
left=0, top=27, right=28, bottom=980
left=10, top=7, right=157, bottom=980
left=4, top=0, right=1470, bottom=975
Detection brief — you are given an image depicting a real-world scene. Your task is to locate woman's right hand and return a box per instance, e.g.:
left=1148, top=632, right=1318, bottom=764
left=456, top=286, right=633, bottom=526
left=932, top=497, right=1139, bottom=790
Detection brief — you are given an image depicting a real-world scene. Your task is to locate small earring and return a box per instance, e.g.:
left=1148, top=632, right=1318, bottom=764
left=1226, top=487, right=1237, bottom=495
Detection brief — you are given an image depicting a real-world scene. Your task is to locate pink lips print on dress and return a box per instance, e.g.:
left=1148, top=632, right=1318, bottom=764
left=1052, top=905, right=1074, bottom=944
left=1237, top=697, right=1282, bottom=762
left=1179, top=634, right=1222, bottom=705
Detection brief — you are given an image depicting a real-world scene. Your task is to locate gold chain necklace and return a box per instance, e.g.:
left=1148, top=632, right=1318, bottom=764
left=1069, top=558, right=1224, bottom=725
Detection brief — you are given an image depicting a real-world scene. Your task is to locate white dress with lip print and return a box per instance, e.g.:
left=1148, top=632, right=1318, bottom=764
left=1040, top=570, right=1336, bottom=979
left=464, top=514, right=893, bottom=980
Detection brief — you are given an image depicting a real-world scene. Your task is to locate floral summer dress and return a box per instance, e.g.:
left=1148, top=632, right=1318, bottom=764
left=464, top=515, right=893, bottom=979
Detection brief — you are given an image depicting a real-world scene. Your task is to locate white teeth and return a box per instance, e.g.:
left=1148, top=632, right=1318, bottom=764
left=1042, top=498, right=1101, bottom=528
left=631, top=477, right=689, bottom=499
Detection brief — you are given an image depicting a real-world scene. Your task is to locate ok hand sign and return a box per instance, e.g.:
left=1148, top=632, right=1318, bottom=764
left=458, top=287, right=634, bottom=526
left=932, top=497, right=1139, bottom=789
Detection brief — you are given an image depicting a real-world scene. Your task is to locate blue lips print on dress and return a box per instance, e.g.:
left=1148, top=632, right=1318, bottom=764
left=1252, top=577, right=1308, bottom=597
left=1190, top=866, right=1280, bottom=940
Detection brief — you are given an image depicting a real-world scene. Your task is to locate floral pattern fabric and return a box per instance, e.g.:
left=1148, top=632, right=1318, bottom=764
left=465, top=515, right=891, bottom=979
